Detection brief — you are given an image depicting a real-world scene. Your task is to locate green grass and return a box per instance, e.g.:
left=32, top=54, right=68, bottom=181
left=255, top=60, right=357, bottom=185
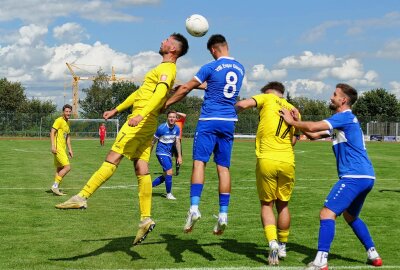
left=0, top=138, right=399, bottom=269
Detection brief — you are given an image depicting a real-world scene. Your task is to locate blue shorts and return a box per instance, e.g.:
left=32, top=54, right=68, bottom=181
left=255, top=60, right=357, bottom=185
left=156, top=154, right=172, bottom=171
left=324, top=178, right=374, bottom=217
left=193, top=120, right=235, bottom=167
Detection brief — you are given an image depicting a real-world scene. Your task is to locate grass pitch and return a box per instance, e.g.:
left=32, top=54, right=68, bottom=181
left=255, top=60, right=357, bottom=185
left=0, top=138, right=399, bottom=269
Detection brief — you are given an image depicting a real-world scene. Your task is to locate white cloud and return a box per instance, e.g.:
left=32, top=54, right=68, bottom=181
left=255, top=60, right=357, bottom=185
left=285, top=79, right=331, bottom=99
left=278, top=51, right=336, bottom=68
left=116, top=0, right=160, bottom=5
left=389, top=81, right=400, bottom=98
left=18, top=24, right=48, bottom=46
left=248, top=64, right=287, bottom=81
left=376, top=39, right=400, bottom=59
left=318, top=58, right=364, bottom=80
left=53, top=23, right=89, bottom=43
left=302, top=11, right=400, bottom=42
left=302, top=21, right=346, bottom=43
left=0, top=0, right=143, bottom=24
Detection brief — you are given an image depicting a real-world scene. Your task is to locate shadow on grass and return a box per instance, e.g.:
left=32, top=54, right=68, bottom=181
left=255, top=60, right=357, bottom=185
left=204, top=238, right=266, bottom=264
left=379, top=189, right=400, bottom=193
left=288, top=242, right=364, bottom=264
left=49, top=236, right=144, bottom=262
left=141, top=233, right=216, bottom=263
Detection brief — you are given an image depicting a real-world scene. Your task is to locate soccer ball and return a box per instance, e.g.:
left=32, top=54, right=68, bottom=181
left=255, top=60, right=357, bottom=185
left=185, top=14, right=209, bottom=37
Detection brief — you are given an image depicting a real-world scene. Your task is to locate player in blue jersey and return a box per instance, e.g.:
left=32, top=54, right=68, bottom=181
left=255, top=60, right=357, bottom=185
left=165, top=34, right=245, bottom=235
left=152, top=110, right=182, bottom=200
left=280, top=83, right=382, bottom=270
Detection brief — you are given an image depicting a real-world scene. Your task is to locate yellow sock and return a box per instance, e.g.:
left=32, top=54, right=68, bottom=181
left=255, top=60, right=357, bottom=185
left=264, top=224, right=277, bottom=243
left=278, top=229, right=290, bottom=243
left=78, top=162, right=117, bottom=199
left=138, top=174, right=152, bottom=220
left=55, top=175, right=63, bottom=184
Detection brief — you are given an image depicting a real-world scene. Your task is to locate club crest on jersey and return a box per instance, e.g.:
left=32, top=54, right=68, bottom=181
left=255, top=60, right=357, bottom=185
left=160, top=74, right=168, bottom=81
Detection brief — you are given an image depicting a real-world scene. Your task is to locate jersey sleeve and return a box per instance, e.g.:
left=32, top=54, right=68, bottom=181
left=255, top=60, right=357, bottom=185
left=154, top=125, right=163, bottom=139
left=194, top=63, right=211, bottom=84
left=116, top=91, right=138, bottom=112
left=52, top=118, right=62, bottom=130
left=138, top=65, right=175, bottom=117
left=325, top=113, right=347, bottom=130
left=252, top=94, right=266, bottom=109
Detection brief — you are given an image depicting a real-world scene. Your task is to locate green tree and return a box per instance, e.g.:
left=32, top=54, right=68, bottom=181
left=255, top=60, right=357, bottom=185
left=353, top=88, right=400, bottom=122
left=110, top=80, right=139, bottom=122
left=79, top=70, right=140, bottom=121
left=290, top=97, right=331, bottom=121
left=79, top=71, right=114, bottom=118
left=0, top=78, right=27, bottom=112
left=23, top=98, right=56, bottom=115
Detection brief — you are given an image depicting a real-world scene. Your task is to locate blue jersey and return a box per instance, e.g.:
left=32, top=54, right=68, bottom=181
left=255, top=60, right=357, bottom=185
left=195, top=56, right=245, bottom=121
left=324, top=110, right=375, bottom=179
left=154, top=123, right=180, bottom=157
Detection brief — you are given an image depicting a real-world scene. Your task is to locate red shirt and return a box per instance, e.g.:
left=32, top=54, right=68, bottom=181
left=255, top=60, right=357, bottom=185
left=175, top=117, right=186, bottom=139
left=99, top=126, right=106, bottom=137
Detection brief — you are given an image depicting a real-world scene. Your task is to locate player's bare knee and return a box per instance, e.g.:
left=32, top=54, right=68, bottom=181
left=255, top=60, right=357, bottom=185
left=64, top=165, right=71, bottom=173
left=320, top=207, right=336, bottom=220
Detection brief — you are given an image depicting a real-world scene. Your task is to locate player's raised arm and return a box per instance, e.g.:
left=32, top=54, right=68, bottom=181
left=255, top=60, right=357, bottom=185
left=235, top=98, right=257, bottom=113
left=165, top=78, right=201, bottom=108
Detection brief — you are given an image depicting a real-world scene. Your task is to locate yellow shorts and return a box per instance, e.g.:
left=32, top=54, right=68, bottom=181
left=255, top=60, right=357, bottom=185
left=54, top=151, right=70, bottom=168
left=111, top=119, right=156, bottom=162
left=256, top=158, right=295, bottom=202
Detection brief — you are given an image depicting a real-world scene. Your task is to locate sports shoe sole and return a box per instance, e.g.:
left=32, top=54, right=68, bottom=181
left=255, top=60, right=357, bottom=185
left=367, top=257, right=383, bottom=267
left=183, top=215, right=200, bottom=233
left=213, top=223, right=227, bottom=235
left=51, top=188, right=67, bottom=196
left=133, top=223, right=156, bottom=246
left=268, top=249, right=279, bottom=266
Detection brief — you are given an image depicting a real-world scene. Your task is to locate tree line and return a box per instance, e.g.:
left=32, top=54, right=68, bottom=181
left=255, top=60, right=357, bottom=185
left=1, top=75, right=400, bottom=136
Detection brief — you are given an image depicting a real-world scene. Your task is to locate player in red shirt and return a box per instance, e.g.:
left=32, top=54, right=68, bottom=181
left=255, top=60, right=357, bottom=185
left=99, top=123, right=107, bottom=146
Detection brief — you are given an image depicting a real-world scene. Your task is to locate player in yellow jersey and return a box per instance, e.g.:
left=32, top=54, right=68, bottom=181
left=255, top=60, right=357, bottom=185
left=50, top=104, right=73, bottom=196
left=56, top=33, right=189, bottom=246
left=235, top=81, right=300, bottom=265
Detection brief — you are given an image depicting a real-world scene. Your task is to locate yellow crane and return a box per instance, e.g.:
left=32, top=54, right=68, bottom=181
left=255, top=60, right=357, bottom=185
left=66, top=63, right=126, bottom=118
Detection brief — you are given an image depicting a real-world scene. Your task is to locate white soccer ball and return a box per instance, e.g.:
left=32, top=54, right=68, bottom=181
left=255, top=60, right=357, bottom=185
left=185, top=14, right=209, bottom=37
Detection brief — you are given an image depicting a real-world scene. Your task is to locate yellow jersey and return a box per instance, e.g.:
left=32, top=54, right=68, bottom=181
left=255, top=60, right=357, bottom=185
left=52, top=117, right=70, bottom=151
left=116, top=62, right=176, bottom=124
left=253, top=93, right=300, bottom=163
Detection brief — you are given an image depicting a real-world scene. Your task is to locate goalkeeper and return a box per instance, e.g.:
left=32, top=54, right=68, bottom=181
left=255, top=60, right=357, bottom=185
left=55, top=33, right=189, bottom=246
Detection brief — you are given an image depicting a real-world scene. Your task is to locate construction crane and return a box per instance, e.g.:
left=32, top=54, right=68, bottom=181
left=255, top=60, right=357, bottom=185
left=66, top=63, right=127, bottom=118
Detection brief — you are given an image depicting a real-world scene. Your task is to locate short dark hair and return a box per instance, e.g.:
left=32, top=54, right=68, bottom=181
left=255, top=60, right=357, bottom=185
left=171, top=33, right=189, bottom=57
left=62, top=104, right=72, bottom=111
left=167, top=110, right=177, bottom=116
left=207, top=34, right=227, bottom=51
left=337, top=83, right=357, bottom=105
left=260, top=81, right=285, bottom=94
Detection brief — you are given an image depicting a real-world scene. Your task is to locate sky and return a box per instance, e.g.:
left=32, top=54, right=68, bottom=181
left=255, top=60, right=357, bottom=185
left=1, top=0, right=400, bottom=109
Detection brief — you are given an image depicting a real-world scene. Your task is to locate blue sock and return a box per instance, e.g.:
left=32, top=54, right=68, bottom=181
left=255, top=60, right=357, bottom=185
left=219, top=193, right=230, bottom=213
left=349, top=217, right=375, bottom=250
left=152, top=175, right=165, bottom=187
left=165, top=174, right=173, bottom=193
left=318, top=219, right=335, bottom=252
left=190, top=183, right=203, bottom=206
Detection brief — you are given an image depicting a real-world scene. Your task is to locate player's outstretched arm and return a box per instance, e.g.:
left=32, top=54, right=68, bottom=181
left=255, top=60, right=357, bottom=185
left=165, top=78, right=201, bottom=108
left=235, top=98, right=257, bottom=113
left=103, top=109, right=118, bottom=120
